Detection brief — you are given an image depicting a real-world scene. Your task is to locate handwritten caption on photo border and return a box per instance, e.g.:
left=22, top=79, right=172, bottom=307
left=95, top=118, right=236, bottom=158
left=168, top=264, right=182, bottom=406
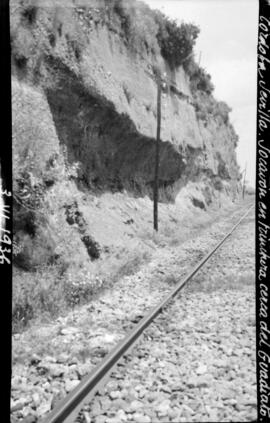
left=257, top=2, right=270, bottom=421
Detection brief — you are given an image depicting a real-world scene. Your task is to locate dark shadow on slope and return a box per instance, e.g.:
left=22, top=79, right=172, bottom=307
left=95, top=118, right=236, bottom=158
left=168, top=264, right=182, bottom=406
left=44, top=57, right=187, bottom=202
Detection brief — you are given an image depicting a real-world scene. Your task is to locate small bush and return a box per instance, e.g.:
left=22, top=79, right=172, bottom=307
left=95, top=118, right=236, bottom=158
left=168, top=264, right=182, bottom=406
left=213, top=101, right=231, bottom=124
left=21, top=5, right=37, bottom=26
left=193, top=91, right=233, bottom=126
left=156, top=15, right=200, bottom=69
left=65, top=201, right=85, bottom=226
left=191, top=197, right=206, bottom=210
left=64, top=201, right=101, bottom=260
left=187, top=60, right=214, bottom=94
left=81, top=235, right=101, bottom=260
left=103, top=0, right=199, bottom=68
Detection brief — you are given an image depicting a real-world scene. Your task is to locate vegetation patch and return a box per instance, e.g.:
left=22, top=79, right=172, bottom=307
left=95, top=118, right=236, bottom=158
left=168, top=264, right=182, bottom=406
left=13, top=168, right=58, bottom=270
left=65, top=201, right=85, bottom=226
left=216, top=153, right=231, bottom=180
left=64, top=201, right=101, bottom=260
left=191, top=197, right=206, bottom=210
left=21, top=5, right=37, bottom=26
left=81, top=235, right=101, bottom=260
left=12, top=263, right=105, bottom=332
left=93, top=0, right=201, bottom=71
left=187, top=59, right=214, bottom=95
left=156, top=16, right=199, bottom=69
left=193, top=91, right=233, bottom=125
left=12, top=265, right=65, bottom=332
left=103, top=0, right=217, bottom=101
left=12, top=243, right=151, bottom=332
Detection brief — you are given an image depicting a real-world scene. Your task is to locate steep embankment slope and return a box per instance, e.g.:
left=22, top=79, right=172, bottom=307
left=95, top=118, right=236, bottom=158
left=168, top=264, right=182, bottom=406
left=11, top=0, right=242, bottom=324
left=12, top=0, right=239, bottom=193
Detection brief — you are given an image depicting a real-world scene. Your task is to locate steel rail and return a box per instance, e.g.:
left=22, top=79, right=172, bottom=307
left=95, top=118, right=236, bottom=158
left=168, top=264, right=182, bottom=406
left=42, top=203, right=254, bottom=423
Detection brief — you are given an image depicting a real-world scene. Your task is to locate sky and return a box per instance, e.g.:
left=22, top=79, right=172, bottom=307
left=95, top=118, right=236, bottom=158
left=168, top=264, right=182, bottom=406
left=144, top=0, right=258, bottom=187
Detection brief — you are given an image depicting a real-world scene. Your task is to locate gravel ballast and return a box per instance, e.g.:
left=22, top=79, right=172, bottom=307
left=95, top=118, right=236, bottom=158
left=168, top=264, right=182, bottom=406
left=11, top=202, right=256, bottom=422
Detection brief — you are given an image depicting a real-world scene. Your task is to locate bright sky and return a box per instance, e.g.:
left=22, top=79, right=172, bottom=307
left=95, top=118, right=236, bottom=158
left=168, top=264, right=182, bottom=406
left=144, top=0, right=258, bottom=187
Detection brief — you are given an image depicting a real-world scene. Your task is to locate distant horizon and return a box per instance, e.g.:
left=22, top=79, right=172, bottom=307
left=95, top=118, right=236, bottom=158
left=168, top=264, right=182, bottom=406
left=144, top=0, right=258, bottom=188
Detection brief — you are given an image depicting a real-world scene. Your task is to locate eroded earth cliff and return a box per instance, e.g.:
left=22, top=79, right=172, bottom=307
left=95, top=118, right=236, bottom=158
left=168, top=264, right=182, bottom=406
left=11, top=0, right=242, bottom=324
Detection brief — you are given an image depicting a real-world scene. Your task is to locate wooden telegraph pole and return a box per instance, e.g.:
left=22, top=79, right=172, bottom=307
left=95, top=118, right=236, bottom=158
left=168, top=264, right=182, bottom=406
left=154, top=77, right=162, bottom=232
left=149, top=56, right=192, bottom=232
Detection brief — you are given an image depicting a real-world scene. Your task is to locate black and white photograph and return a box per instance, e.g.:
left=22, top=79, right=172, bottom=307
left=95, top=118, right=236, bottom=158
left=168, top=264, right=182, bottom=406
left=4, top=0, right=269, bottom=421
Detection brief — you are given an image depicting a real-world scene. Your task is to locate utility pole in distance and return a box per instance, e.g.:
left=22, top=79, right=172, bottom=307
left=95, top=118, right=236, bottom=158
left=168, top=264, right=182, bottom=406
left=242, top=162, right=247, bottom=199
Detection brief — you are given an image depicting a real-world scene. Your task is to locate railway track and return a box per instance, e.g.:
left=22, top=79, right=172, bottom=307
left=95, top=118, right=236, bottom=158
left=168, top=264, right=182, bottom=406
left=42, top=203, right=255, bottom=423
